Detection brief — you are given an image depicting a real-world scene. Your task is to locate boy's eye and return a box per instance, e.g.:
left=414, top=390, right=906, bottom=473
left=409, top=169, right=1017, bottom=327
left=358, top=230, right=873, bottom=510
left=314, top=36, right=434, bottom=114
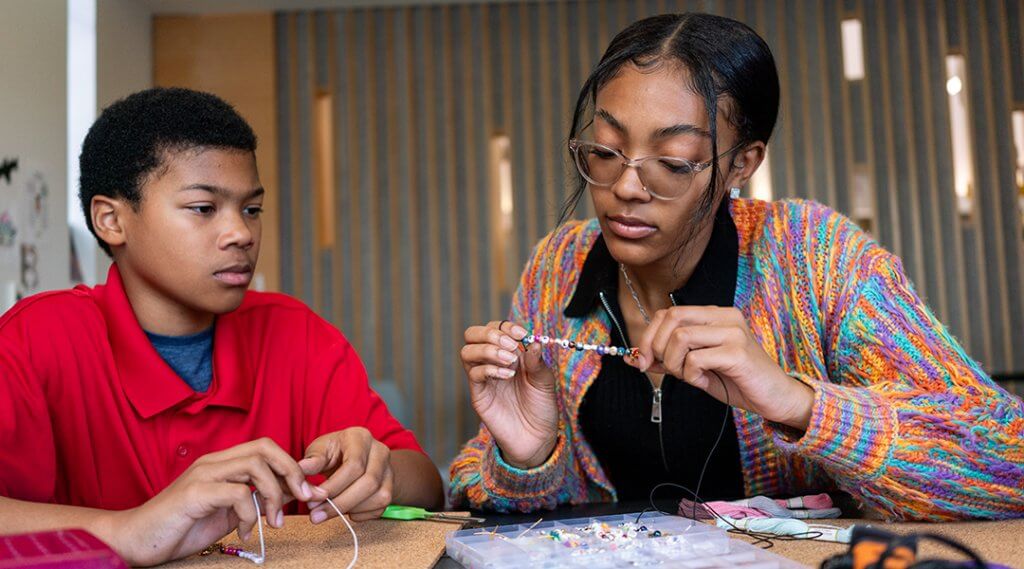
left=188, top=205, right=215, bottom=214
left=244, top=206, right=263, bottom=217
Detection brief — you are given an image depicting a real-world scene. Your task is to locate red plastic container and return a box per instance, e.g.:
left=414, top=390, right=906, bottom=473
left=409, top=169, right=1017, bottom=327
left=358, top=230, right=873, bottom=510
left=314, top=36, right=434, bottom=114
left=0, top=529, right=128, bottom=569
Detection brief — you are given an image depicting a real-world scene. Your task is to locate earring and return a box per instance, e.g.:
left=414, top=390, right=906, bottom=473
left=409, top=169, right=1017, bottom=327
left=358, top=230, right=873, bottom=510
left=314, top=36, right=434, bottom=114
left=729, top=187, right=741, bottom=199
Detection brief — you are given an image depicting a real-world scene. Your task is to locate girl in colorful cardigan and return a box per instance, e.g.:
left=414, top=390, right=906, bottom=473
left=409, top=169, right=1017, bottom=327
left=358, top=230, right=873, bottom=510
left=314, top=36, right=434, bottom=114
left=450, top=13, right=1023, bottom=520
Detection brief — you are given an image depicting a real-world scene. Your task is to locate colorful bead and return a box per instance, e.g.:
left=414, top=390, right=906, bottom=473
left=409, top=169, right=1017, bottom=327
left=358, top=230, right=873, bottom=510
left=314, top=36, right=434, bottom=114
left=522, top=333, right=637, bottom=359
left=220, top=545, right=242, bottom=556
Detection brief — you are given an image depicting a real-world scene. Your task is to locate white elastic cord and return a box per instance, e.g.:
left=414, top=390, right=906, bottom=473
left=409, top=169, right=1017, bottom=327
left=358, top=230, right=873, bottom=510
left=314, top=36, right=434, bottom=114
left=324, top=497, right=358, bottom=569
left=245, top=491, right=267, bottom=564
left=239, top=491, right=357, bottom=569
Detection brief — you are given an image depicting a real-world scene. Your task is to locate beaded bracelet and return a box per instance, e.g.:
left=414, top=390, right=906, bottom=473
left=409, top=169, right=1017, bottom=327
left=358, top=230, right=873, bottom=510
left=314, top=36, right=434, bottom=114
left=521, top=334, right=640, bottom=360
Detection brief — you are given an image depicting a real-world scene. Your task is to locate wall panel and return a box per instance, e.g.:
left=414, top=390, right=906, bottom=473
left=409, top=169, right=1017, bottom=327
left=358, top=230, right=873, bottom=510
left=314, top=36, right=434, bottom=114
left=272, top=1, right=1024, bottom=462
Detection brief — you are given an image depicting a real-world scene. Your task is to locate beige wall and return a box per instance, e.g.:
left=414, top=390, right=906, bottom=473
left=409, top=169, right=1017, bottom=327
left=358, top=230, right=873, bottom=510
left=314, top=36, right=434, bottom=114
left=89, top=0, right=154, bottom=282
left=153, top=14, right=280, bottom=292
left=98, top=0, right=153, bottom=110
left=0, top=0, right=70, bottom=308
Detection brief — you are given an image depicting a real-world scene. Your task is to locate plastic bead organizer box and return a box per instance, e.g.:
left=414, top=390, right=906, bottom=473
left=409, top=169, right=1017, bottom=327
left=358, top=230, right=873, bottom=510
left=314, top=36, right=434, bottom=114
left=445, top=512, right=807, bottom=568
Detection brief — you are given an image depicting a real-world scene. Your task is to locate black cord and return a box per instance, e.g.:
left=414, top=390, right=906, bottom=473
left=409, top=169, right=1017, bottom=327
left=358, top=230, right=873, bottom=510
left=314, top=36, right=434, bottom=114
left=642, top=480, right=827, bottom=549
left=641, top=370, right=990, bottom=567
left=690, top=371, right=733, bottom=520
left=905, top=533, right=988, bottom=569
left=640, top=374, right=827, bottom=549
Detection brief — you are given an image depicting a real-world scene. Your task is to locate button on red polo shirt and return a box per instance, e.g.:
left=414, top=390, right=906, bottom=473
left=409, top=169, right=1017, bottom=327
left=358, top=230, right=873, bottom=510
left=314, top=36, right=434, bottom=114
left=0, top=265, right=424, bottom=510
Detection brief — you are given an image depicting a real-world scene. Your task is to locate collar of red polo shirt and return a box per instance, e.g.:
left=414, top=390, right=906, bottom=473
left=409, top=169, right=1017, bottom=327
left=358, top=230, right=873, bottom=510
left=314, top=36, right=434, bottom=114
left=87, top=264, right=255, bottom=419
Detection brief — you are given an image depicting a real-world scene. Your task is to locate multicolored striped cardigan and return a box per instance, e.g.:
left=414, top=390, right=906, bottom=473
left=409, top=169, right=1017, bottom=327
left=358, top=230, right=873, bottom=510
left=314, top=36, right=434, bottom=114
left=449, top=198, right=1024, bottom=521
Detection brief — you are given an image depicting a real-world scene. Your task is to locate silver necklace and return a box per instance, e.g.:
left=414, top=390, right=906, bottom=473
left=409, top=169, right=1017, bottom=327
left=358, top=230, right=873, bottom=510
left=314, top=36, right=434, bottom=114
left=619, top=263, right=652, bottom=324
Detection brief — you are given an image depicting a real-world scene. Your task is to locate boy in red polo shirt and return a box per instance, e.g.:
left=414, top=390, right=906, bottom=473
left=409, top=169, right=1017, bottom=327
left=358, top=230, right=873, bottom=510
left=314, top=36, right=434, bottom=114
left=0, top=88, right=443, bottom=565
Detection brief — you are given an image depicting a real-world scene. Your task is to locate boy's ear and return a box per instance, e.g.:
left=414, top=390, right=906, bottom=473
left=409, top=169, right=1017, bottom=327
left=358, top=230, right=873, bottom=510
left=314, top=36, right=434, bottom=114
left=91, top=195, right=129, bottom=249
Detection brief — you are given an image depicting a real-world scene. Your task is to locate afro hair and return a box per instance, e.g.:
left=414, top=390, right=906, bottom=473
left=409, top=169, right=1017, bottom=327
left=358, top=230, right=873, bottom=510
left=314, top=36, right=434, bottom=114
left=78, top=87, right=257, bottom=255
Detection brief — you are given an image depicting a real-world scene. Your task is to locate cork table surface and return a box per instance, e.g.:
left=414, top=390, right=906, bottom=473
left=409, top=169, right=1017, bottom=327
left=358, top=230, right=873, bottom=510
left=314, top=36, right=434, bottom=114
left=165, top=515, right=465, bottom=569
left=163, top=508, right=1024, bottom=568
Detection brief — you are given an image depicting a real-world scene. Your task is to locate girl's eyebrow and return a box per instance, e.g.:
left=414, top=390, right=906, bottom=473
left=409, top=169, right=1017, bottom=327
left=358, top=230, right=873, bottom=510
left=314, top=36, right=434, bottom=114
left=596, top=108, right=710, bottom=140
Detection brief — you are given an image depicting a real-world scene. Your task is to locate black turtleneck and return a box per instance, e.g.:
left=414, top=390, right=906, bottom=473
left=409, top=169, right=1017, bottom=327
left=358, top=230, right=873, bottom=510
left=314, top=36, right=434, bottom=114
left=568, top=202, right=745, bottom=502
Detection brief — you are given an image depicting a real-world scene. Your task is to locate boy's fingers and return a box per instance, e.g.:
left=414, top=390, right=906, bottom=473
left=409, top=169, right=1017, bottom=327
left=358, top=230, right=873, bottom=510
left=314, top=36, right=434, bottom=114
left=198, top=482, right=257, bottom=543
left=254, top=441, right=313, bottom=502
left=199, top=437, right=312, bottom=503
left=298, top=454, right=329, bottom=477
left=312, top=444, right=390, bottom=522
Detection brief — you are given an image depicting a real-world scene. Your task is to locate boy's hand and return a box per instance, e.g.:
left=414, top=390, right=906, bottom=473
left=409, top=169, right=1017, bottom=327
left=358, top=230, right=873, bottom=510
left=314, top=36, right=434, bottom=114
left=299, top=427, right=394, bottom=523
left=103, top=438, right=322, bottom=566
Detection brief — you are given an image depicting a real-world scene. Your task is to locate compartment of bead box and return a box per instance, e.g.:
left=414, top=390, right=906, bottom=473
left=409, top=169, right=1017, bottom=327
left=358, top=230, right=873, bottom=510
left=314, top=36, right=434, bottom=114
left=445, top=512, right=809, bottom=569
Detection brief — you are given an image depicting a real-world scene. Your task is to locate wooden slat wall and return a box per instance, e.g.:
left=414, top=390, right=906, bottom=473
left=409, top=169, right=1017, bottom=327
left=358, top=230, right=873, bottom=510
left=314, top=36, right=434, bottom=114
left=274, top=0, right=1024, bottom=463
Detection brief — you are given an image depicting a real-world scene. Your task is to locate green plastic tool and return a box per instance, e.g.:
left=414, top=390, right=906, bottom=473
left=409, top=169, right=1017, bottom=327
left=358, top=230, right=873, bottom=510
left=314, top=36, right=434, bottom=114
left=381, top=505, right=485, bottom=523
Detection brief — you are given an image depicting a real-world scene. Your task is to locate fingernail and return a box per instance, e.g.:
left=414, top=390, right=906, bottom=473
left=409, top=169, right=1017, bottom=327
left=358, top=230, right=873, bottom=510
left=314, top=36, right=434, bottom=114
left=499, top=368, right=515, bottom=378
left=511, top=325, right=527, bottom=339
left=499, top=336, right=517, bottom=351
left=242, top=529, right=252, bottom=542
left=312, top=485, right=329, bottom=499
left=637, top=355, right=648, bottom=371
left=276, top=510, right=284, bottom=528
left=301, top=481, right=313, bottom=501
left=311, top=510, right=328, bottom=524
left=498, top=350, right=517, bottom=364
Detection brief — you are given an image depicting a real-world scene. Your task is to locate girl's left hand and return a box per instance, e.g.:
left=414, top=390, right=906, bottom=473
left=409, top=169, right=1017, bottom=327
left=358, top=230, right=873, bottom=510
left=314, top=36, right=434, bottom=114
left=630, top=306, right=815, bottom=431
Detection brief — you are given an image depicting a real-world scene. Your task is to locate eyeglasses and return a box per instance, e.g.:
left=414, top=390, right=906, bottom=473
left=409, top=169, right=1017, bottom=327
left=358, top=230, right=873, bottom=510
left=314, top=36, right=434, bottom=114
left=568, top=139, right=744, bottom=200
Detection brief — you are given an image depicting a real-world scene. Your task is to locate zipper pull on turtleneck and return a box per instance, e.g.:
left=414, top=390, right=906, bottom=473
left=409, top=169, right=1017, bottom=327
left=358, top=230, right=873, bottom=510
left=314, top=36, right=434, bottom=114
left=651, top=387, right=663, bottom=423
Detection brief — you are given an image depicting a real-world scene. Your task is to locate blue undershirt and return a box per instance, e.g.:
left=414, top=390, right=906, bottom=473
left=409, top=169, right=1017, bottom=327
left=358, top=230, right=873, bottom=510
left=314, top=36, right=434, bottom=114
left=145, top=326, right=214, bottom=392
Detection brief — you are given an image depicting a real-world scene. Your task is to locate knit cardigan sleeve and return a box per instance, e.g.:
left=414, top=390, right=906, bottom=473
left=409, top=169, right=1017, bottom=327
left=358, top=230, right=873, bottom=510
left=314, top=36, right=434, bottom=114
left=767, top=207, right=1024, bottom=521
left=448, top=222, right=594, bottom=512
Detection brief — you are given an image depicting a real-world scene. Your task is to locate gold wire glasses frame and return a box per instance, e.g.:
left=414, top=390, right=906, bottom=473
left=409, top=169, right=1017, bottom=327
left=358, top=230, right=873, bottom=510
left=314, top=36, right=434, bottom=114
left=568, top=138, right=744, bottom=200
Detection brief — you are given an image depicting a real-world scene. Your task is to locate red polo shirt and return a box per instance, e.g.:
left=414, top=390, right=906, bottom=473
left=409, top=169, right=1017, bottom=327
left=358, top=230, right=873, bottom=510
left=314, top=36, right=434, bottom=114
left=0, top=265, right=423, bottom=510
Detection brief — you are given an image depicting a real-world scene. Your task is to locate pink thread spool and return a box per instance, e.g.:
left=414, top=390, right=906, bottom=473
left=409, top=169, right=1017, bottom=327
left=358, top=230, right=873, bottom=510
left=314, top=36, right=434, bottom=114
left=777, top=493, right=833, bottom=510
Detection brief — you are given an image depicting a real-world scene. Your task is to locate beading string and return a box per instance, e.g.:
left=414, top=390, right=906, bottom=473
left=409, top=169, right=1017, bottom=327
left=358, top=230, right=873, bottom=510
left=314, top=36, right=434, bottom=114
left=217, top=491, right=358, bottom=568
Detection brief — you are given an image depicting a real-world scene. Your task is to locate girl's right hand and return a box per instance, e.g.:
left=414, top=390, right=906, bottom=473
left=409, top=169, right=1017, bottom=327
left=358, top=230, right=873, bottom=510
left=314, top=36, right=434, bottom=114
left=460, top=321, right=559, bottom=469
